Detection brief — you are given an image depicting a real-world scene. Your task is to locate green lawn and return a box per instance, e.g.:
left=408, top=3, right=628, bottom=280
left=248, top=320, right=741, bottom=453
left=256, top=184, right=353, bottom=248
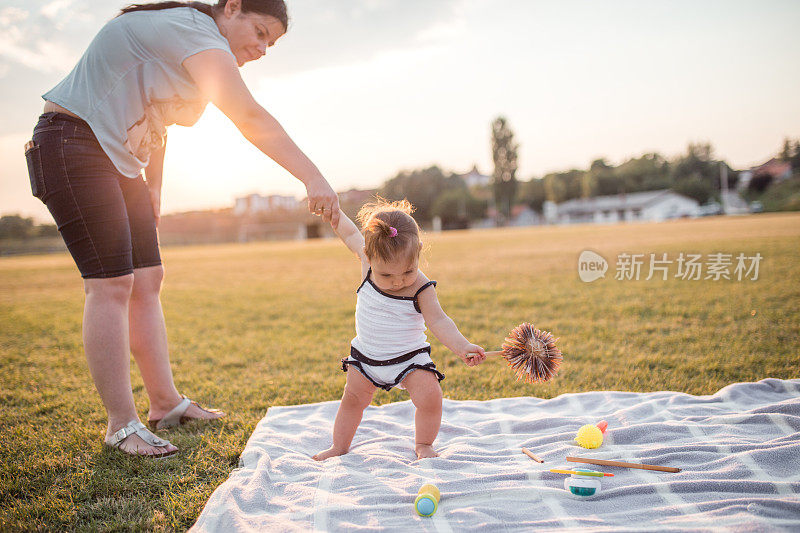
left=1, top=213, right=799, bottom=531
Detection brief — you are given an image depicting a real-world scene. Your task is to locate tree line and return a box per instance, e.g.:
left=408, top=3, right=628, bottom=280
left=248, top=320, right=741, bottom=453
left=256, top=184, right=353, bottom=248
left=3, top=121, right=798, bottom=240
left=0, top=215, right=59, bottom=240
left=376, top=117, right=800, bottom=228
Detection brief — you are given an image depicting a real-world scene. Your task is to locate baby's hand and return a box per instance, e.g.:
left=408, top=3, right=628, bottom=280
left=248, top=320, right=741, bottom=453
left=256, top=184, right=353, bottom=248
left=459, top=344, right=486, bottom=367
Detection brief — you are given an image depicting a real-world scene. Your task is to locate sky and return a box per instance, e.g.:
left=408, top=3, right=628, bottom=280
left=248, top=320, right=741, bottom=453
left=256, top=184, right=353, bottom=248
left=1, top=0, right=799, bottom=222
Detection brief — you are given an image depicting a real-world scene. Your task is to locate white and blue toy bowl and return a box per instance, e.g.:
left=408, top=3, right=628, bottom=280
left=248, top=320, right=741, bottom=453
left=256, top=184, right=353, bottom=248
left=564, top=468, right=603, bottom=498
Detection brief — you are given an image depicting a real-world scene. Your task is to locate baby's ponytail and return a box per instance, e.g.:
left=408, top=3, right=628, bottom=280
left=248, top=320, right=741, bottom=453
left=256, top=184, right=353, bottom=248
left=364, top=215, right=397, bottom=239
left=358, top=198, right=421, bottom=263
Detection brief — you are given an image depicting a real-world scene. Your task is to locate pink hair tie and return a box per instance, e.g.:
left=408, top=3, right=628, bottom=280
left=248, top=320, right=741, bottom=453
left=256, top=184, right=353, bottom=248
left=389, top=226, right=398, bottom=237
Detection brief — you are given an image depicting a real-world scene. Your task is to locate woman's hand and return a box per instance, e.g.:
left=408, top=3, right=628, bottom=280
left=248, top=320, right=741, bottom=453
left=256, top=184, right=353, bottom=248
left=306, top=176, right=340, bottom=227
left=459, top=344, right=486, bottom=367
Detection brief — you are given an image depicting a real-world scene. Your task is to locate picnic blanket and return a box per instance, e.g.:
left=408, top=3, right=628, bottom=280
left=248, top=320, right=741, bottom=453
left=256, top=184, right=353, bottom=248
left=191, top=379, right=800, bottom=532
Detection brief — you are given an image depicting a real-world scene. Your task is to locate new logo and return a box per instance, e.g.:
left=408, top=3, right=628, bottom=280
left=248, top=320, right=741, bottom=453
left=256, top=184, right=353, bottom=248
left=578, top=250, right=608, bottom=282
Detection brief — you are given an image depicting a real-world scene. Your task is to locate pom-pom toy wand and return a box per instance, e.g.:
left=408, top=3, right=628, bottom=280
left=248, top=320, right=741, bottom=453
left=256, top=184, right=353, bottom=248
left=468, top=322, right=562, bottom=383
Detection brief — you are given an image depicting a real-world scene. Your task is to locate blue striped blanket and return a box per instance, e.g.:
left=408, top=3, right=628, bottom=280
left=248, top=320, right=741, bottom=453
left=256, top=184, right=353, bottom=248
left=192, top=379, right=800, bottom=532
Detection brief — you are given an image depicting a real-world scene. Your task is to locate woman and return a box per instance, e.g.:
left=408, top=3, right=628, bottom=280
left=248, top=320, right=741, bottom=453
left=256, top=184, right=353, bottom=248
left=24, top=0, right=340, bottom=458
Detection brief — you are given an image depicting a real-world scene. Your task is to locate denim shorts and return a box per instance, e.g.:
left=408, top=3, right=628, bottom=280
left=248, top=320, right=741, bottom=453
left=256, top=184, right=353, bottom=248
left=25, top=112, right=161, bottom=279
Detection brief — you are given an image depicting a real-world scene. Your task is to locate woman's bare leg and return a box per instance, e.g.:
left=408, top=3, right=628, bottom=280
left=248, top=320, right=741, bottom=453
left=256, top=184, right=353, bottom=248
left=128, top=265, right=224, bottom=422
left=83, top=274, right=176, bottom=455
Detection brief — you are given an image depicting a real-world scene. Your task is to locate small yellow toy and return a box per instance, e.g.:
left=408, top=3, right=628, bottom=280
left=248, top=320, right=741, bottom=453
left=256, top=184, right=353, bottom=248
left=415, top=484, right=441, bottom=517
left=574, top=420, right=608, bottom=449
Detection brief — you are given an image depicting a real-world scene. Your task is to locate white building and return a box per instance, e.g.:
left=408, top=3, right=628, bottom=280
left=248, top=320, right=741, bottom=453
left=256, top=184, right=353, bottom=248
left=546, top=189, right=700, bottom=225
left=234, top=194, right=299, bottom=216
left=459, top=165, right=491, bottom=188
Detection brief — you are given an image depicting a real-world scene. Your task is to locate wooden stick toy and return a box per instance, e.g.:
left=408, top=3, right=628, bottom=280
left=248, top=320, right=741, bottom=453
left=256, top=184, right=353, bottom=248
left=468, top=322, right=562, bottom=383
left=521, top=447, right=544, bottom=463
left=567, top=456, right=681, bottom=473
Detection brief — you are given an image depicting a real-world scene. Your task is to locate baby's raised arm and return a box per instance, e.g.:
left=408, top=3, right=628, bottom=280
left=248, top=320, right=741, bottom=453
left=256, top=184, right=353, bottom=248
left=333, top=209, right=367, bottom=263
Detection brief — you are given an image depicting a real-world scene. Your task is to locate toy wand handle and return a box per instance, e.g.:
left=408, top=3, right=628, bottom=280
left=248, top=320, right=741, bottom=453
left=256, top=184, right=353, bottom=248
left=467, top=350, right=502, bottom=358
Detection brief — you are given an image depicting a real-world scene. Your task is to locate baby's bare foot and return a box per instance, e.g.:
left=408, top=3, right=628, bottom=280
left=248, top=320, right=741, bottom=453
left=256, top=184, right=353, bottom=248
left=415, top=444, right=439, bottom=459
left=313, top=447, right=348, bottom=461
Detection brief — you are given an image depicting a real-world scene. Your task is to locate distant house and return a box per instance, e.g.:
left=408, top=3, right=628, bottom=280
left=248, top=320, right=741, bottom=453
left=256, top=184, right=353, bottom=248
left=232, top=189, right=383, bottom=242
left=509, top=205, right=542, bottom=226
left=737, top=158, right=793, bottom=192
left=545, top=190, right=700, bottom=225
left=159, top=209, right=240, bottom=245
left=458, top=165, right=491, bottom=188
left=233, top=194, right=299, bottom=216
left=752, top=158, right=792, bottom=181
left=230, top=193, right=333, bottom=241
left=237, top=220, right=317, bottom=242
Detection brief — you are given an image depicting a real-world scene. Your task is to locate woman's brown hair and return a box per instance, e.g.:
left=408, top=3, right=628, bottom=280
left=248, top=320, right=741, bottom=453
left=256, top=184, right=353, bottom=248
left=119, top=1, right=289, bottom=30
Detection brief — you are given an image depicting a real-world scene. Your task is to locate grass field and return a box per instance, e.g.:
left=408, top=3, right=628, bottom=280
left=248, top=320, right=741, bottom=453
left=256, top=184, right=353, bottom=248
left=1, top=213, right=799, bottom=531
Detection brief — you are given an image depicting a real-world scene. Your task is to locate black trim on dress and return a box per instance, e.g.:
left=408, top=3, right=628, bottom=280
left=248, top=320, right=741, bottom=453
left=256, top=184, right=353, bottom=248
left=357, top=268, right=438, bottom=314
left=412, top=281, right=437, bottom=313
left=350, top=345, right=430, bottom=366
left=341, top=357, right=445, bottom=391
left=364, top=268, right=416, bottom=300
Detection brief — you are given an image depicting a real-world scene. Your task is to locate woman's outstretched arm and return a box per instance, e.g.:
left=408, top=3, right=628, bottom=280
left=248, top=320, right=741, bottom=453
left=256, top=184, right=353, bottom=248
left=183, top=49, right=339, bottom=227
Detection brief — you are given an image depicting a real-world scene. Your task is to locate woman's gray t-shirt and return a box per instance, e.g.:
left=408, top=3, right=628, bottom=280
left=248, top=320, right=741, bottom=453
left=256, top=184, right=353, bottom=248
left=43, top=7, right=233, bottom=178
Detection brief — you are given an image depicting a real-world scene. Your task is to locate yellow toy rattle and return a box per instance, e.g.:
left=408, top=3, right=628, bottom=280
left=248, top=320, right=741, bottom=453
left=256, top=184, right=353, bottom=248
left=415, top=484, right=441, bottom=517
left=575, top=420, right=608, bottom=449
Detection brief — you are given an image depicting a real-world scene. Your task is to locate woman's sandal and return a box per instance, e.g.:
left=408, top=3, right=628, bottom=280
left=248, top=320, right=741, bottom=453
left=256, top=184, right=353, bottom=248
left=148, top=395, right=225, bottom=431
left=104, top=420, right=178, bottom=459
